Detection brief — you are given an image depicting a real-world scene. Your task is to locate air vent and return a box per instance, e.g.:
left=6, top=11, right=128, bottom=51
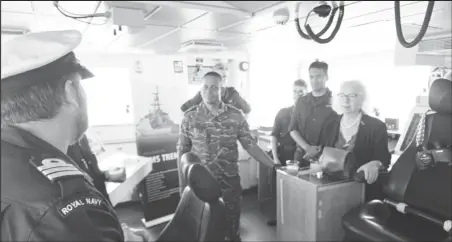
left=179, top=40, right=226, bottom=52
left=418, top=36, right=452, bottom=54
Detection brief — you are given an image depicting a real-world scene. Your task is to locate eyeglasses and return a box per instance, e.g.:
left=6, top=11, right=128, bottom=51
left=293, top=90, right=305, bottom=95
left=337, top=93, right=358, bottom=100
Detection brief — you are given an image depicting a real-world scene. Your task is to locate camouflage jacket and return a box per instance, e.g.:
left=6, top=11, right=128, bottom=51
left=177, top=102, right=255, bottom=177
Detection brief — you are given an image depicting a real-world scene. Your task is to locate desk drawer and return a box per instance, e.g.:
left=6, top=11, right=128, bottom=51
left=277, top=176, right=317, bottom=241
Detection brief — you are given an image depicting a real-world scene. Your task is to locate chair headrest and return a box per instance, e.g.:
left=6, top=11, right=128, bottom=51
left=429, top=78, right=452, bottom=114
left=181, top=152, right=202, bottom=179
left=187, top=164, right=222, bottom=203
left=181, top=152, right=222, bottom=203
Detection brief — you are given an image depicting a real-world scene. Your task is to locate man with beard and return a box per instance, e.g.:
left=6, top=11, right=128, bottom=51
left=289, top=61, right=337, bottom=165
left=177, top=72, right=274, bottom=242
left=1, top=30, right=149, bottom=241
left=67, top=134, right=126, bottom=202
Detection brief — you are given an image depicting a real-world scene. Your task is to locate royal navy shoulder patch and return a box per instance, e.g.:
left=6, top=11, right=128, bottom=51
left=58, top=196, right=103, bottom=217
left=29, top=156, right=86, bottom=183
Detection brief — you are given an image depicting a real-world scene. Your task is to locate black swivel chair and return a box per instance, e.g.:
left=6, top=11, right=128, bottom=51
left=157, top=152, right=227, bottom=242
left=342, top=78, right=452, bottom=241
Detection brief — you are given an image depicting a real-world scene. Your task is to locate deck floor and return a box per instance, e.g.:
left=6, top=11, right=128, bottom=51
left=115, top=189, right=277, bottom=241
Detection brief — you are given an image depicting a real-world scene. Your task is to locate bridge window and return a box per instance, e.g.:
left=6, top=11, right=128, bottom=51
left=81, top=68, right=134, bottom=126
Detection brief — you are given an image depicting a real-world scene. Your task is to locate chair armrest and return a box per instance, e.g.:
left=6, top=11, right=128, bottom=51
left=359, top=200, right=391, bottom=223
left=353, top=170, right=389, bottom=184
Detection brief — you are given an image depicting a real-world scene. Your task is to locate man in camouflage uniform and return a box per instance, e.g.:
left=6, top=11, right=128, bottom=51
left=177, top=72, right=274, bottom=242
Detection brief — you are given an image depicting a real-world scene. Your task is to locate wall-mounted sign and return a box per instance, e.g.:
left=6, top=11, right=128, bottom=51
left=187, top=57, right=230, bottom=84
left=240, top=61, right=249, bottom=71
left=134, top=60, right=143, bottom=74
left=132, top=84, right=182, bottom=228
left=173, top=61, right=183, bottom=73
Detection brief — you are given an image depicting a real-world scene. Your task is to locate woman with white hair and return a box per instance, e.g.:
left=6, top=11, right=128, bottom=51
left=320, top=80, right=391, bottom=201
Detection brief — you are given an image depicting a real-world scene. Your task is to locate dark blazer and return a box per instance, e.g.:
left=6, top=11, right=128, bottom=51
left=67, top=135, right=110, bottom=202
left=180, top=87, right=251, bottom=114
left=320, top=113, right=391, bottom=201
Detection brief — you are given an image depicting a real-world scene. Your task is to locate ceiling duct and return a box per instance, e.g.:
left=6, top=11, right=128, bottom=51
left=394, top=31, right=452, bottom=68
left=417, top=35, right=451, bottom=55
left=178, top=40, right=226, bottom=53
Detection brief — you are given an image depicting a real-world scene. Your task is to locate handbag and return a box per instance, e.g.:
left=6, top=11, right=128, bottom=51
left=317, top=146, right=356, bottom=178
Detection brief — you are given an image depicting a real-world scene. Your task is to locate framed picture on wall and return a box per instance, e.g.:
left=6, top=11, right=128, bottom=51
left=174, top=61, right=183, bottom=73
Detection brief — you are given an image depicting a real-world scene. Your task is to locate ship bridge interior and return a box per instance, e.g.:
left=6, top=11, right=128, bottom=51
left=1, top=1, right=452, bottom=242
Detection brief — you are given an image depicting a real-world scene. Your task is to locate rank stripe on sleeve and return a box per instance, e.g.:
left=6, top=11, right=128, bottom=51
left=47, top=170, right=84, bottom=181
left=41, top=166, right=80, bottom=176
left=37, top=163, right=74, bottom=171
left=31, top=157, right=91, bottom=183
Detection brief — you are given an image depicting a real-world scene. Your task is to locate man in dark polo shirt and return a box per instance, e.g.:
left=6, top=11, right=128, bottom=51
left=266, top=79, right=308, bottom=226
left=289, top=61, right=337, bottom=166
left=271, top=79, right=308, bottom=166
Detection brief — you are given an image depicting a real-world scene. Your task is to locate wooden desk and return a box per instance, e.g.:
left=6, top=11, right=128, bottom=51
left=99, top=154, right=153, bottom=206
left=277, top=168, right=364, bottom=241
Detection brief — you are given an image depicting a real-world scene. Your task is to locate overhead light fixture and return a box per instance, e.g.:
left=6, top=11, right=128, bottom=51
left=178, top=40, right=226, bottom=53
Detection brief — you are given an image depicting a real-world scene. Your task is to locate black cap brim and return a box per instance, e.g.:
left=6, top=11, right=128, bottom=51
left=78, top=65, right=94, bottom=80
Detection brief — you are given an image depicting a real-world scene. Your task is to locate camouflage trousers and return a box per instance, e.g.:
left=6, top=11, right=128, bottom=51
left=218, top=175, right=242, bottom=242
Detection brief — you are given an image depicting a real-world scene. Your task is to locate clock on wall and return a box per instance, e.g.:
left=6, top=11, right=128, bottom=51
left=239, top=61, right=249, bottom=71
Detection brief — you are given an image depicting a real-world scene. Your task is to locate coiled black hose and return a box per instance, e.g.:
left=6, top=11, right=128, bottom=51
left=305, top=1, right=345, bottom=44
left=394, top=1, right=435, bottom=48
left=295, top=2, right=336, bottom=40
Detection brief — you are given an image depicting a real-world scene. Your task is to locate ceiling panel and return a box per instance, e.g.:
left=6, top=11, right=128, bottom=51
left=293, top=1, right=384, bottom=28
left=1, top=1, right=35, bottom=14
left=183, top=12, right=249, bottom=31
left=2, top=0, right=448, bottom=55
left=301, top=1, right=445, bottom=32
left=81, top=25, right=118, bottom=48
left=336, top=1, right=419, bottom=21
left=36, top=1, right=103, bottom=15
left=127, top=25, right=178, bottom=48
left=413, top=1, right=451, bottom=31
left=398, top=23, right=446, bottom=37
left=32, top=15, right=88, bottom=32
left=224, top=1, right=282, bottom=13
left=145, top=28, right=242, bottom=53
left=107, top=1, right=156, bottom=11
left=144, top=6, right=207, bottom=27
left=106, top=34, right=133, bottom=52
left=3, top=1, right=106, bottom=17
left=1, top=12, right=36, bottom=30
left=292, top=1, right=324, bottom=20
left=220, top=13, right=277, bottom=33
left=223, top=34, right=252, bottom=48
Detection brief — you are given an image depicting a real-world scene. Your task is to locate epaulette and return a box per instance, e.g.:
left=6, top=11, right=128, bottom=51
left=225, top=104, right=241, bottom=113
left=183, top=105, right=198, bottom=115
left=29, top=156, right=93, bottom=185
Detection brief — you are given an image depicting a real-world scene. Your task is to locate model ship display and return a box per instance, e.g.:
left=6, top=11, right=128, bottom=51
left=136, top=87, right=179, bottom=137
